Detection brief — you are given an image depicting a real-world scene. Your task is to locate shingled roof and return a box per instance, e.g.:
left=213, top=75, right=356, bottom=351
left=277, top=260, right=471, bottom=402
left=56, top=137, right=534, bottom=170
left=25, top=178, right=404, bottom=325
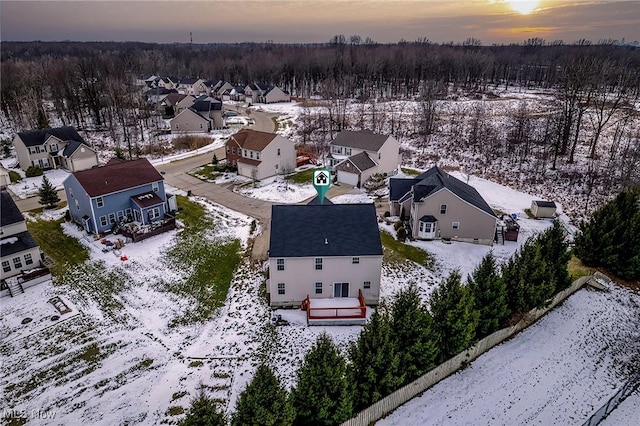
left=230, top=129, right=277, bottom=152
left=60, top=140, right=90, bottom=158
left=330, top=130, right=390, bottom=152
left=0, top=230, right=38, bottom=258
left=1, top=190, right=25, bottom=227
left=342, top=151, right=377, bottom=172
left=70, top=158, right=163, bottom=197
left=17, top=126, right=85, bottom=147
left=269, top=203, right=382, bottom=258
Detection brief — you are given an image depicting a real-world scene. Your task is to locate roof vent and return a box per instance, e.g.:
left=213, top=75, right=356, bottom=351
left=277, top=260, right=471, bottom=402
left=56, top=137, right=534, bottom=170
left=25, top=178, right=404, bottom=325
left=324, top=238, right=329, bottom=245
left=105, top=180, right=108, bottom=185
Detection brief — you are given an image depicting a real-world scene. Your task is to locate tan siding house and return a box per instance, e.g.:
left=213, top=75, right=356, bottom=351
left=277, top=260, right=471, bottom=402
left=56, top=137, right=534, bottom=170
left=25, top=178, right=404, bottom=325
left=389, top=166, right=497, bottom=245
left=170, top=108, right=210, bottom=134
left=227, top=129, right=296, bottom=180
left=263, top=87, right=290, bottom=103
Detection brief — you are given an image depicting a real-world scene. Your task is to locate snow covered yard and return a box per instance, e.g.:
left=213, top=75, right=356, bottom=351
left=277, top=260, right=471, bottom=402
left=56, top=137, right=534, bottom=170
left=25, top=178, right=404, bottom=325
left=233, top=175, right=317, bottom=203
left=5, top=168, right=69, bottom=199
left=378, top=282, right=640, bottom=426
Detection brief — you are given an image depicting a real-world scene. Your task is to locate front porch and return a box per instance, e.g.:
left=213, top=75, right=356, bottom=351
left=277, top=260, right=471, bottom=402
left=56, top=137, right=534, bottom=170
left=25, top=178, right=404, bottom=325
left=301, top=289, right=367, bottom=326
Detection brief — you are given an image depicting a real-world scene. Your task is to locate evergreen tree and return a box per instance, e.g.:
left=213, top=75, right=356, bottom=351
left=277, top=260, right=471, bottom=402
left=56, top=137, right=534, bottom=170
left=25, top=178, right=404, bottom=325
left=290, top=333, right=352, bottom=426
left=232, top=364, right=294, bottom=426
left=38, top=175, right=60, bottom=208
left=574, top=187, right=640, bottom=281
left=430, top=271, right=479, bottom=362
left=538, top=221, right=572, bottom=293
left=212, top=153, right=219, bottom=165
left=389, top=284, right=439, bottom=384
left=179, top=388, right=227, bottom=426
left=348, top=304, right=403, bottom=411
left=468, top=252, right=509, bottom=337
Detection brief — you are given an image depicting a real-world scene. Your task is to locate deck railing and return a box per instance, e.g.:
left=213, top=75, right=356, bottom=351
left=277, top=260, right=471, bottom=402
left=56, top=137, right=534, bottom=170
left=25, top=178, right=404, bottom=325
left=303, top=289, right=367, bottom=321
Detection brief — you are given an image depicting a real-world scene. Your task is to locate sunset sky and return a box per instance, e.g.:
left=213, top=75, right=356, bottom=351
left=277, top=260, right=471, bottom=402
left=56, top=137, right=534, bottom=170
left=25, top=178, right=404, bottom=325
left=1, top=0, right=638, bottom=45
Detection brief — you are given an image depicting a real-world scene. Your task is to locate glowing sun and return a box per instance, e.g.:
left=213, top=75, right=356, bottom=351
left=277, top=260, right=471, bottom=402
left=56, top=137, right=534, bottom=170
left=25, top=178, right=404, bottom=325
left=508, top=0, right=540, bottom=14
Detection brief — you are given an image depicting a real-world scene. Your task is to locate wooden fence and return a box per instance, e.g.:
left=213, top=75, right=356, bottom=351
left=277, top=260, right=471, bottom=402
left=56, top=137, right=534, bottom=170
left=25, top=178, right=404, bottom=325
left=121, top=218, right=176, bottom=242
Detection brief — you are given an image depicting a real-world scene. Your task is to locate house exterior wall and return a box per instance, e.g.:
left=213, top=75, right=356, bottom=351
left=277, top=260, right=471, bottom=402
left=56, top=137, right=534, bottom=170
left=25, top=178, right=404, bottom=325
left=1, top=220, right=28, bottom=236
left=0, top=168, right=9, bottom=188
left=1, top=246, right=42, bottom=279
left=256, top=135, right=296, bottom=179
left=13, top=136, right=32, bottom=171
left=210, top=110, right=223, bottom=129
left=170, top=110, right=210, bottom=134
left=264, top=87, right=290, bottom=103
left=175, top=95, right=195, bottom=114
left=376, top=136, right=400, bottom=175
left=268, top=255, right=382, bottom=306
left=244, top=86, right=259, bottom=104
left=225, top=139, right=242, bottom=167
left=410, top=188, right=496, bottom=245
left=67, top=146, right=99, bottom=172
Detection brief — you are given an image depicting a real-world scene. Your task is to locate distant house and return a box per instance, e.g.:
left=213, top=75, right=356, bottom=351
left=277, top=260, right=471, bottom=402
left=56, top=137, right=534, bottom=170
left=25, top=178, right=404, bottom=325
left=169, top=96, right=223, bottom=133
left=63, top=158, right=173, bottom=235
left=12, top=126, right=98, bottom=172
left=244, top=83, right=290, bottom=104
left=389, top=166, right=497, bottom=245
left=178, top=78, right=207, bottom=96
left=262, top=86, right=290, bottom=103
left=268, top=202, right=382, bottom=324
left=225, top=129, right=296, bottom=180
left=1, top=190, right=50, bottom=297
left=329, top=130, right=400, bottom=187
left=230, top=86, right=246, bottom=101
left=212, top=81, right=235, bottom=100
left=530, top=200, right=557, bottom=218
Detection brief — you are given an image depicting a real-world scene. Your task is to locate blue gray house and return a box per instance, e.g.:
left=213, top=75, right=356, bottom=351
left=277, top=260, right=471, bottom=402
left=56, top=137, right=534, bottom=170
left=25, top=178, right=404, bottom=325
left=63, top=158, right=172, bottom=234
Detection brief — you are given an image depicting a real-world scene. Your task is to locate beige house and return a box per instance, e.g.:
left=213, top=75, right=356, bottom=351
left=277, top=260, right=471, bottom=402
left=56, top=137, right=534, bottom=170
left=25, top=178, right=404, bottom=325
left=178, top=78, right=207, bottom=96
left=389, top=166, right=497, bottom=245
left=244, top=83, right=289, bottom=104
left=12, top=126, right=98, bottom=172
left=268, top=202, right=382, bottom=310
left=330, top=130, right=400, bottom=187
left=263, top=86, right=291, bottom=103
left=226, top=129, right=296, bottom=180
left=170, top=108, right=211, bottom=133
left=1, top=190, right=49, bottom=297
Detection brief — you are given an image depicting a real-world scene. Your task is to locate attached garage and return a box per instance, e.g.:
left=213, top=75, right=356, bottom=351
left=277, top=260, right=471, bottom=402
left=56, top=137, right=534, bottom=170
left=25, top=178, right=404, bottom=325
left=338, top=170, right=359, bottom=186
left=335, top=151, right=378, bottom=187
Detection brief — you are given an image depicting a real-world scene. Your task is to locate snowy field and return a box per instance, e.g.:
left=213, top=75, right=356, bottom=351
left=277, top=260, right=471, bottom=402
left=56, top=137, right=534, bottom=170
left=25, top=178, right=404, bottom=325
left=378, top=282, right=640, bottom=426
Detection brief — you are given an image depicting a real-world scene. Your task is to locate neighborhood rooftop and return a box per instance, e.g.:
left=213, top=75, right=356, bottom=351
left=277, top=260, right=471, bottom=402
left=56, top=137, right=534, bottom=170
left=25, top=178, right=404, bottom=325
left=17, top=126, right=85, bottom=147
left=1, top=190, right=24, bottom=227
left=269, top=203, right=382, bottom=258
left=344, top=151, right=377, bottom=171
left=69, top=158, right=163, bottom=197
left=330, top=130, right=390, bottom=151
left=231, top=129, right=277, bottom=151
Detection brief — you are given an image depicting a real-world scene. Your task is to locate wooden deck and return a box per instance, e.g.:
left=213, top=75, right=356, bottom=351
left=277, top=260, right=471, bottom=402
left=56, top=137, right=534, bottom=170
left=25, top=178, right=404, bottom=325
left=302, top=289, right=368, bottom=326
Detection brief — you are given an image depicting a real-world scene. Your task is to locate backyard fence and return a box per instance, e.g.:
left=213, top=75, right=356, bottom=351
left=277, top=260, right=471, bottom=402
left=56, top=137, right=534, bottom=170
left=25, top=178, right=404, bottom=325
left=341, top=274, right=601, bottom=426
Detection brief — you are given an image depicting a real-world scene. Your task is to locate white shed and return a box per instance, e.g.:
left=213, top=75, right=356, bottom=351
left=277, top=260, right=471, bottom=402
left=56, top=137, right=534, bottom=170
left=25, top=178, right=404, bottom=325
left=531, top=200, right=557, bottom=218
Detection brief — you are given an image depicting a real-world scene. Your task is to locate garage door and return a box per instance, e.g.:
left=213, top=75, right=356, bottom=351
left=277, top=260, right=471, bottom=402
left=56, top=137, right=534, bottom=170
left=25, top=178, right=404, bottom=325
left=338, top=170, right=359, bottom=186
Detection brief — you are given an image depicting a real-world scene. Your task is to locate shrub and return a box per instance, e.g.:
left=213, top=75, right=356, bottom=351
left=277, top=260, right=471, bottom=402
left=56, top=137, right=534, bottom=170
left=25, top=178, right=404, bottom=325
left=393, top=220, right=403, bottom=231
left=396, top=227, right=407, bottom=242
left=172, top=136, right=212, bottom=151
left=26, top=166, right=43, bottom=177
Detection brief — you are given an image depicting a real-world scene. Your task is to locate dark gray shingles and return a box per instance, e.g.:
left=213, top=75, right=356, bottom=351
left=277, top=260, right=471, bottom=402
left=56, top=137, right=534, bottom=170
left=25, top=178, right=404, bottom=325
left=1, top=190, right=25, bottom=226
left=330, top=130, right=389, bottom=151
left=17, top=126, right=85, bottom=147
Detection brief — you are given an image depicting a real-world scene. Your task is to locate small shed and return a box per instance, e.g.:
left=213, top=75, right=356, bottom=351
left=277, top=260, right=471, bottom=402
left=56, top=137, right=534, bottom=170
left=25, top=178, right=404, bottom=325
left=531, top=200, right=557, bottom=218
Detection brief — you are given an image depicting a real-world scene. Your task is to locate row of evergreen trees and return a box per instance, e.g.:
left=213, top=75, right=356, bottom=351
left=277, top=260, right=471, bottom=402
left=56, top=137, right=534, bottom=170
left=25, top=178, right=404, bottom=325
left=179, top=222, right=572, bottom=425
left=574, top=187, right=640, bottom=281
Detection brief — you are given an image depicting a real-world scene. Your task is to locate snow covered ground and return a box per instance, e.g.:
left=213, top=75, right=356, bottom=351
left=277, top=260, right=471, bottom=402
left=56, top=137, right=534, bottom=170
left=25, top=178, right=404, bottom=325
left=5, top=168, right=70, bottom=199
left=378, top=282, right=640, bottom=426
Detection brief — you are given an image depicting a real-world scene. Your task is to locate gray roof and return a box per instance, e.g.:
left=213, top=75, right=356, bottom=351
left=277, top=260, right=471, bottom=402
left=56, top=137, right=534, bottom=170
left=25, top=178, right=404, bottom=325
left=0, top=230, right=38, bottom=257
left=192, top=97, right=222, bottom=112
left=419, top=215, right=438, bottom=222
left=391, top=166, right=495, bottom=217
left=307, top=195, right=334, bottom=205
left=1, top=190, right=24, bottom=226
left=269, top=204, right=382, bottom=258
left=179, top=77, right=200, bottom=85
left=345, top=152, right=377, bottom=172
left=61, top=140, right=85, bottom=157
left=330, top=130, right=390, bottom=151
left=17, top=126, right=85, bottom=147
left=533, top=200, right=557, bottom=208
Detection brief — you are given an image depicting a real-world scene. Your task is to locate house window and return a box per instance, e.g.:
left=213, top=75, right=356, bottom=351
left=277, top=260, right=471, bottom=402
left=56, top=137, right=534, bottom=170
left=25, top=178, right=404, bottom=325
left=69, top=188, right=74, bottom=198
left=452, top=221, right=460, bottom=229
left=277, top=259, right=285, bottom=271
left=100, top=216, right=108, bottom=227
left=125, top=208, right=132, bottom=219
left=250, top=151, right=254, bottom=159
left=256, top=152, right=260, bottom=160
left=148, top=207, right=161, bottom=220
left=108, top=213, right=116, bottom=223
left=75, top=200, right=80, bottom=210
left=96, top=197, right=104, bottom=208
left=277, top=283, right=285, bottom=295
left=24, top=253, right=33, bottom=265
left=378, top=152, right=381, bottom=160
left=152, top=182, right=159, bottom=193
left=50, top=143, right=58, bottom=152
left=13, top=257, right=23, bottom=269
left=2, top=261, right=10, bottom=273
left=352, top=257, right=360, bottom=264
left=440, top=204, right=447, bottom=214
left=117, top=211, right=125, bottom=221
left=346, top=148, right=352, bottom=155
left=244, top=149, right=247, bottom=157
left=364, top=281, right=371, bottom=289
left=232, top=147, right=236, bottom=154
left=315, top=282, right=323, bottom=294
left=275, top=164, right=278, bottom=170
left=277, top=148, right=280, bottom=156
left=226, top=145, right=230, bottom=152
left=315, top=258, right=323, bottom=270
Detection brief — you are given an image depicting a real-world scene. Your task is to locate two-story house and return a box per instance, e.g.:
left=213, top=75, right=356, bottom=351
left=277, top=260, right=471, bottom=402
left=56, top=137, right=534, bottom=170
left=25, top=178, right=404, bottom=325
left=12, top=126, right=99, bottom=172
left=243, top=83, right=290, bottom=104
left=268, top=202, right=382, bottom=316
left=1, top=190, right=49, bottom=297
left=329, top=130, right=400, bottom=187
left=389, top=166, right=497, bottom=245
left=225, top=129, right=296, bottom=180
left=178, top=78, right=208, bottom=96
left=169, top=96, right=223, bottom=133
left=63, top=158, right=170, bottom=234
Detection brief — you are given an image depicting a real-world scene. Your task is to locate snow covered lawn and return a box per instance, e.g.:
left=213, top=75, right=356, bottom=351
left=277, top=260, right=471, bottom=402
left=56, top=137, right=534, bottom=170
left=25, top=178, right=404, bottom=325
left=233, top=175, right=317, bottom=203
left=378, top=282, right=640, bottom=426
left=6, top=168, right=69, bottom=199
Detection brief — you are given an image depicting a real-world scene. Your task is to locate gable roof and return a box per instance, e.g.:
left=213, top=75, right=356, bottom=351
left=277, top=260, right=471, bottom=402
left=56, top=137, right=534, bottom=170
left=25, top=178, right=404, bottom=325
left=307, top=195, right=334, bottom=205
left=412, top=166, right=495, bottom=217
left=389, top=177, right=421, bottom=202
left=344, top=151, right=377, bottom=172
left=179, top=77, right=201, bottom=85
left=1, top=190, right=25, bottom=226
left=269, top=203, right=382, bottom=258
left=61, top=140, right=92, bottom=158
left=330, top=130, right=390, bottom=152
left=0, top=230, right=38, bottom=258
left=230, top=129, right=278, bottom=152
left=17, top=126, right=85, bottom=147
left=70, top=158, right=163, bottom=197
left=174, top=108, right=210, bottom=123
left=192, top=97, right=222, bottom=112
